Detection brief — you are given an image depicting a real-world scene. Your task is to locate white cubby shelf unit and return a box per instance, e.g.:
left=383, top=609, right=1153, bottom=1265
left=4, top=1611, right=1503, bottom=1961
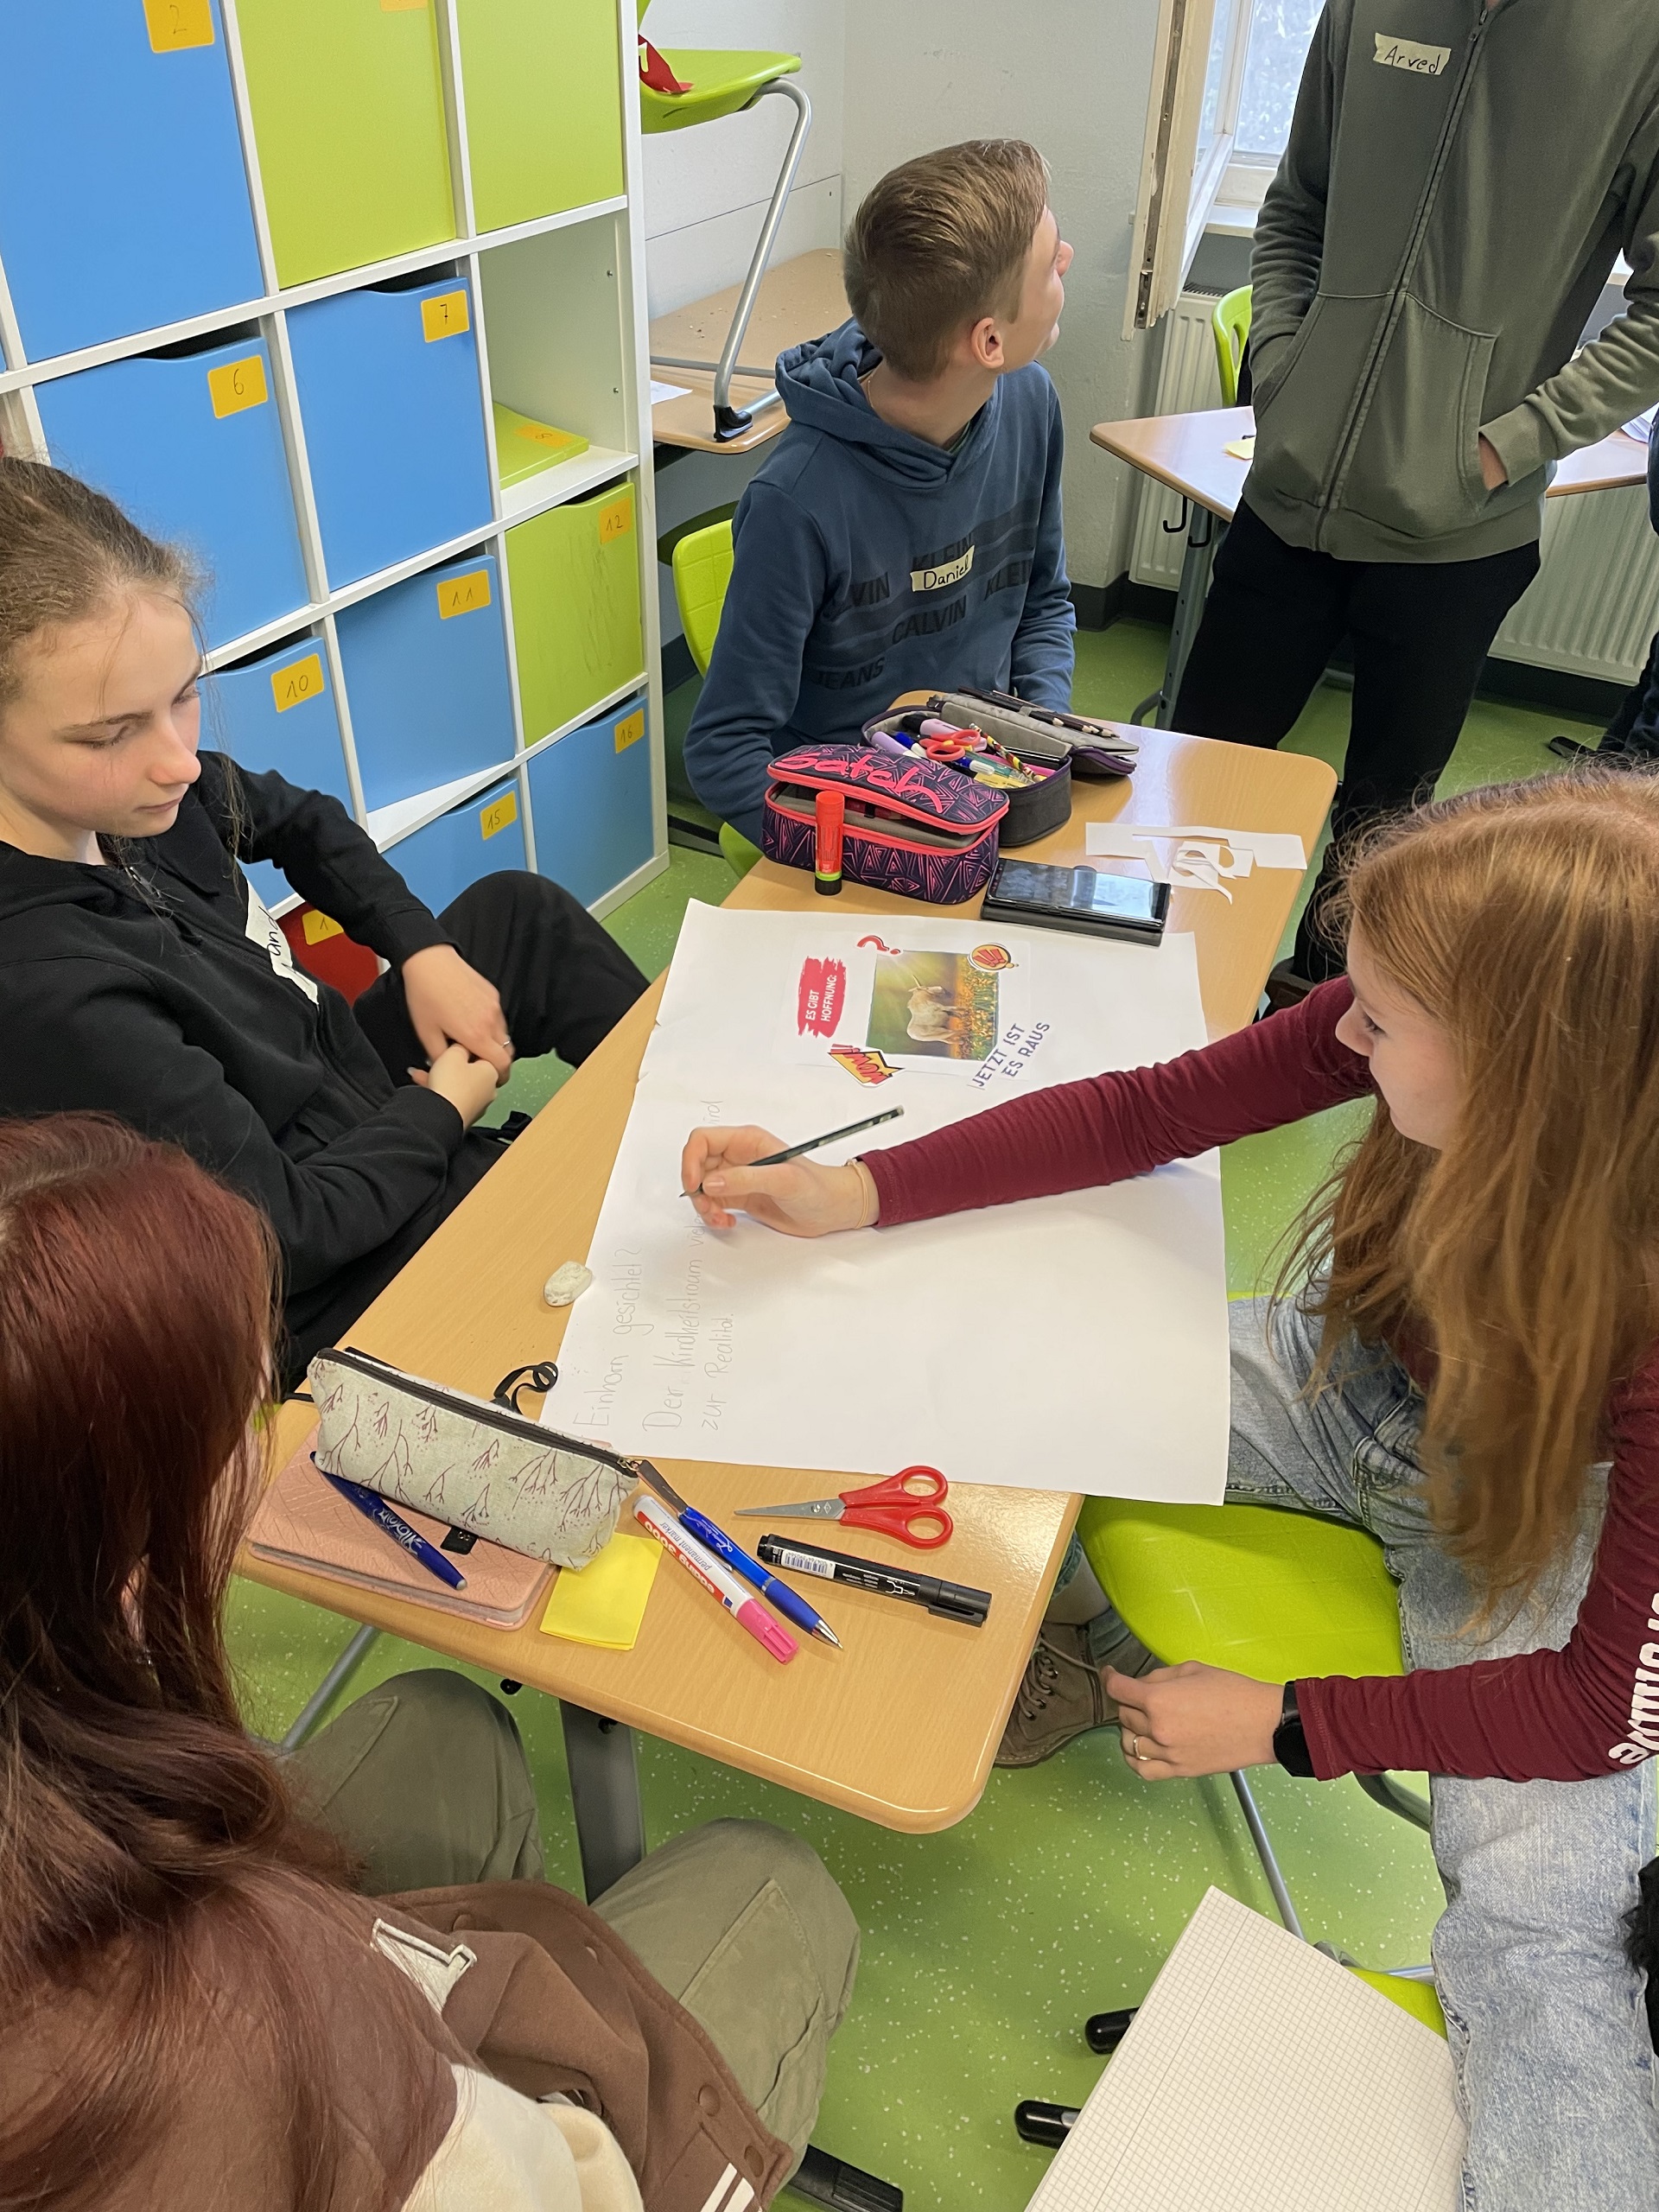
left=0, top=0, right=665, bottom=926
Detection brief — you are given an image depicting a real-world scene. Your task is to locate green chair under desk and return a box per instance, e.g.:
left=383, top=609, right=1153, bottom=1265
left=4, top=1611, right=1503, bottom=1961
left=639, top=3, right=812, bottom=442
left=668, top=517, right=760, bottom=876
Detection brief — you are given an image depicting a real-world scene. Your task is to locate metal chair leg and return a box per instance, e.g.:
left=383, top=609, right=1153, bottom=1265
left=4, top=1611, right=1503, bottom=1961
left=651, top=79, right=813, bottom=440
left=1230, top=1768, right=1305, bottom=1938
left=1356, top=1770, right=1433, bottom=1830
left=276, top=1622, right=380, bottom=1753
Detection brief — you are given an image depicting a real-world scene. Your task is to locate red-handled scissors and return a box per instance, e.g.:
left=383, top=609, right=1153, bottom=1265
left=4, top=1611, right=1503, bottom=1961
left=734, top=1466, right=952, bottom=1548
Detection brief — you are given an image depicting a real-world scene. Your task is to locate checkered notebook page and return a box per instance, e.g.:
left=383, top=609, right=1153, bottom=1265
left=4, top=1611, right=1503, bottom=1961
left=1027, top=1889, right=1464, bottom=2212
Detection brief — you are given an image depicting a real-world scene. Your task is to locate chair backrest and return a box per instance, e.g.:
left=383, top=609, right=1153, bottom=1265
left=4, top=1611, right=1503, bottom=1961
left=671, top=518, right=735, bottom=676
left=1212, top=284, right=1253, bottom=408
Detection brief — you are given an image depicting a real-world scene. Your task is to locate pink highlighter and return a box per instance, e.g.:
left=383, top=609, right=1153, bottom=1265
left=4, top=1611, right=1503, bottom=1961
left=633, top=1495, right=798, bottom=1662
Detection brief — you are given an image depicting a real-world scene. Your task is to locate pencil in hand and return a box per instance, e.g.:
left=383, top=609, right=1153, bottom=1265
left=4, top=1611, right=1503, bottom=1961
left=683, top=1106, right=904, bottom=1198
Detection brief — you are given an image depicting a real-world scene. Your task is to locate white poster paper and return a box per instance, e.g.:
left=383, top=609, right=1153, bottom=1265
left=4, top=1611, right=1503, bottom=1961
left=545, top=904, right=1230, bottom=1501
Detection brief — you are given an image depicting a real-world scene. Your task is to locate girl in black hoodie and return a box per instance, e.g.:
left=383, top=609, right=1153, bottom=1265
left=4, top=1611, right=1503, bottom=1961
left=0, top=459, right=645, bottom=1372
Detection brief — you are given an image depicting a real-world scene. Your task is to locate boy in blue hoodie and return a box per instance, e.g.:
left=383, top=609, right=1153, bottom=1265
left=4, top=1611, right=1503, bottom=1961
left=683, top=140, right=1077, bottom=844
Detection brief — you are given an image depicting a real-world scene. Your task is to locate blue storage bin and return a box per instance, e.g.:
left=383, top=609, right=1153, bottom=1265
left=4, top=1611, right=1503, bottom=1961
left=527, top=695, right=653, bottom=908
left=35, top=333, right=308, bottom=649
left=384, top=775, right=526, bottom=917
left=0, top=1, right=263, bottom=361
left=208, top=636, right=354, bottom=908
left=288, top=275, right=493, bottom=588
left=335, top=551, right=517, bottom=813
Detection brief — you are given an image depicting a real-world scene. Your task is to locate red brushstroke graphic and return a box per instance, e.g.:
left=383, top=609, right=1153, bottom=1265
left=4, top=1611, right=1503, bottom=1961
left=797, top=957, right=848, bottom=1036
left=858, top=935, right=901, bottom=954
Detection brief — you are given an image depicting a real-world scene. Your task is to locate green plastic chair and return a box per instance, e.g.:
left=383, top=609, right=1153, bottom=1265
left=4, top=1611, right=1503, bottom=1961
left=1053, top=1492, right=1446, bottom=2078
left=639, top=3, right=810, bottom=440
left=1211, top=283, right=1252, bottom=408
left=671, top=517, right=734, bottom=677
left=668, top=517, right=760, bottom=877
left=1077, top=1495, right=1432, bottom=1940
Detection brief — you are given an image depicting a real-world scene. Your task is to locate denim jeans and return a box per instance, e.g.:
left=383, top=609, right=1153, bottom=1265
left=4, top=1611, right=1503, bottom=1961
left=1224, top=1294, right=1657, bottom=2210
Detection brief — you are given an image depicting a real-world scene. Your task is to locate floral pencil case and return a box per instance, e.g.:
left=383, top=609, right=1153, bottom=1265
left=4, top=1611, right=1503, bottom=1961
left=308, top=1346, right=640, bottom=1569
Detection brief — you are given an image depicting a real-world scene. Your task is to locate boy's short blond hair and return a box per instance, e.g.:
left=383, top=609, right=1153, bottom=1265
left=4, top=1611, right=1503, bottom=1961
left=843, top=140, right=1050, bottom=382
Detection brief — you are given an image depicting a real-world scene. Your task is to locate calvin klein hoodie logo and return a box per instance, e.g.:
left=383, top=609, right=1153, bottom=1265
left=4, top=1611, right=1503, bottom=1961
left=910, top=544, right=975, bottom=592
left=1373, top=32, right=1449, bottom=74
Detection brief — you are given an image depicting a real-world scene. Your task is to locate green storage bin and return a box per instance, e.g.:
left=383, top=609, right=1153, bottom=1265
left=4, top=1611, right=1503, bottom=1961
left=507, top=481, right=645, bottom=744
left=455, top=0, right=625, bottom=233
left=236, top=0, right=455, bottom=286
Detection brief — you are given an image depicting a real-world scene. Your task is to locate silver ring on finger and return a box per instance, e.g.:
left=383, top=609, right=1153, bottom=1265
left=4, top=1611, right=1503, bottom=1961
left=1126, top=1732, right=1140, bottom=1761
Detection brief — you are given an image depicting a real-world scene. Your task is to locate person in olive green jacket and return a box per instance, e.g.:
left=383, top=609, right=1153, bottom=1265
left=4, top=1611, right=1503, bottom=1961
left=1173, top=0, right=1659, bottom=995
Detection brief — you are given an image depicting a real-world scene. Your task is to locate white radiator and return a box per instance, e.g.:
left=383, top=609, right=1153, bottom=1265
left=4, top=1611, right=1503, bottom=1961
left=1129, top=291, right=1226, bottom=594
left=1132, top=292, right=1659, bottom=687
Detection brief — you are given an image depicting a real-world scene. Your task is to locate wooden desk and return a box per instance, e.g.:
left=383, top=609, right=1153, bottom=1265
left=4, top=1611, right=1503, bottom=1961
left=1090, top=404, right=1648, bottom=727
left=245, top=727, right=1334, bottom=1893
left=650, top=249, right=848, bottom=454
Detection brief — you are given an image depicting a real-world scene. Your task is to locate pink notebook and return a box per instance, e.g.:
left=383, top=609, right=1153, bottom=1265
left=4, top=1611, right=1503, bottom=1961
left=248, top=1429, right=554, bottom=1629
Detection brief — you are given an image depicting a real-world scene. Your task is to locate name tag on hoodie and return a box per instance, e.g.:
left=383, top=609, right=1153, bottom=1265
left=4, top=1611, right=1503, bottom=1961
left=245, top=881, right=320, bottom=1005
left=1373, top=31, right=1449, bottom=74
left=911, top=544, right=975, bottom=592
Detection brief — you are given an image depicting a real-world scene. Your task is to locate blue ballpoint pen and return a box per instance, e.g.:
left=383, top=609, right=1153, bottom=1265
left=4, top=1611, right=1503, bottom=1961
left=678, top=1506, right=842, bottom=1648
left=318, top=1465, right=467, bottom=1591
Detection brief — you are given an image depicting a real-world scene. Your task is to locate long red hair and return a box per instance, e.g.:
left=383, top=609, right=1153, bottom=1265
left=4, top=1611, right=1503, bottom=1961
left=1292, top=770, right=1659, bottom=1605
left=0, top=1117, right=429, bottom=2209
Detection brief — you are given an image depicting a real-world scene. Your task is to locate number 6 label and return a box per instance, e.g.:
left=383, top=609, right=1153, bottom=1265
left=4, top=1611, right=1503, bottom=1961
left=207, top=355, right=270, bottom=419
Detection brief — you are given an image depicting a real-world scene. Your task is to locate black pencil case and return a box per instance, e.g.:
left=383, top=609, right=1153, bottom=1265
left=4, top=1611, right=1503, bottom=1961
left=859, top=709, right=1072, bottom=848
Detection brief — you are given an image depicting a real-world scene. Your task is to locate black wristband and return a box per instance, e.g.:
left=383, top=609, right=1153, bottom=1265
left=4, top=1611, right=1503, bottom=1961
left=1273, top=1681, right=1316, bottom=1777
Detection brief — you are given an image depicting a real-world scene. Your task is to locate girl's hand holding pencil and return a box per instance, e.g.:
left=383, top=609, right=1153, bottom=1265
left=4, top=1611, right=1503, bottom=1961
left=681, top=1109, right=899, bottom=1236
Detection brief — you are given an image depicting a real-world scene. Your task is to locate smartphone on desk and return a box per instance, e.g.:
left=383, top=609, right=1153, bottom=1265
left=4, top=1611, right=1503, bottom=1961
left=981, top=860, right=1170, bottom=944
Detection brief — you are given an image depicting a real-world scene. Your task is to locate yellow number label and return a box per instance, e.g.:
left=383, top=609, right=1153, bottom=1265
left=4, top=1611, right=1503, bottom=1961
left=480, top=791, right=518, bottom=840
left=614, top=709, right=645, bottom=753
left=436, top=569, right=492, bottom=619
left=270, top=652, right=325, bottom=713
left=207, top=354, right=268, bottom=418
left=302, top=909, right=345, bottom=945
left=597, top=494, right=633, bottom=544
left=143, top=0, right=215, bottom=50
left=379, top=0, right=428, bottom=10
left=421, top=289, right=470, bottom=342
left=521, top=422, right=575, bottom=447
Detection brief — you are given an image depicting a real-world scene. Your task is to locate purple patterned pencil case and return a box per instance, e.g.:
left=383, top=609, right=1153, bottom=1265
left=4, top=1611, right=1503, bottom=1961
left=761, top=743, right=1007, bottom=905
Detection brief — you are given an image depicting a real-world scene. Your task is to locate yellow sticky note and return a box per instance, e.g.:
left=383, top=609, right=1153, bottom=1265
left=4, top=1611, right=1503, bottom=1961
left=421, top=289, right=470, bottom=342
left=144, top=0, right=215, bottom=50
left=302, top=909, right=345, bottom=945
left=270, top=652, right=325, bottom=713
left=479, top=790, right=518, bottom=840
left=614, top=709, right=645, bottom=753
left=597, top=494, right=633, bottom=545
left=380, top=0, right=428, bottom=10
left=436, top=568, right=492, bottom=619
left=540, top=1532, right=661, bottom=1649
left=1224, top=433, right=1256, bottom=461
left=207, top=354, right=268, bottom=418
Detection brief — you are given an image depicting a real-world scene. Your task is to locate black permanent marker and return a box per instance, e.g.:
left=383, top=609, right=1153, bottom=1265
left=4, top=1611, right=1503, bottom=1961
left=756, top=1535, right=990, bottom=1624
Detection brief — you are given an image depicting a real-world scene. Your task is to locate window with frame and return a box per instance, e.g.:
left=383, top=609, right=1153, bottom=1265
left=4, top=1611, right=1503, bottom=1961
left=1125, top=0, right=1322, bottom=334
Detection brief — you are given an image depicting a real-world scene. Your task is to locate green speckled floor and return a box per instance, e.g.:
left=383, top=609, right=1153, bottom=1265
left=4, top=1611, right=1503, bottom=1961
left=232, top=632, right=1602, bottom=2209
